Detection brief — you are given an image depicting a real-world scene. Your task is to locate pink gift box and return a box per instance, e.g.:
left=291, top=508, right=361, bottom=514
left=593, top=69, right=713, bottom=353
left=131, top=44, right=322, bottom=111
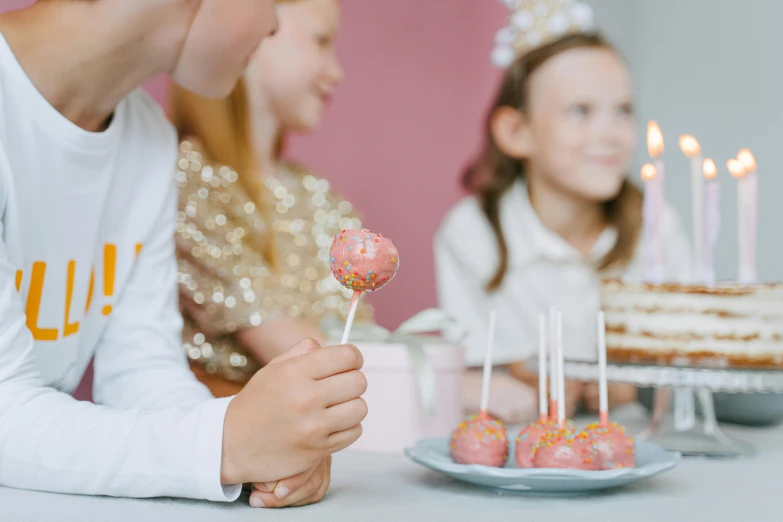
left=348, top=341, right=465, bottom=454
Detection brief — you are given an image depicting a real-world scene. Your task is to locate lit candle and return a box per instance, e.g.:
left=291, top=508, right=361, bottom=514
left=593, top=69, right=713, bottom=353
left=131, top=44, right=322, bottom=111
left=641, top=163, right=663, bottom=283
left=702, top=159, right=720, bottom=286
left=648, top=121, right=666, bottom=184
left=737, top=149, right=758, bottom=284
left=646, top=122, right=666, bottom=284
left=679, top=135, right=703, bottom=282
left=727, top=159, right=749, bottom=283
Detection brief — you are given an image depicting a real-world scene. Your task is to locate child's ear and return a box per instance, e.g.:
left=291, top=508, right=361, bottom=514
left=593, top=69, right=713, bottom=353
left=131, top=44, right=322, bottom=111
left=490, top=106, right=533, bottom=160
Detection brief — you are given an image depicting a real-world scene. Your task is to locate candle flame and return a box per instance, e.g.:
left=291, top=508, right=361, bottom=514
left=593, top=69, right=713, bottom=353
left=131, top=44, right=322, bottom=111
left=647, top=121, right=664, bottom=157
left=703, top=158, right=717, bottom=180
left=737, top=148, right=757, bottom=174
left=727, top=159, right=746, bottom=180
left=641, top=163, right=658, bottom=182
left=679, top=135, right=701, bottom=157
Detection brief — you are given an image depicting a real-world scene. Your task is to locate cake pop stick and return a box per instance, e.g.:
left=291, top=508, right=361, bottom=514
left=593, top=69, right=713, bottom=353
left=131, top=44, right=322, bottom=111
left=597, top=311, right=609, bottom=426
left=329, top=229, right=400, bottom=344
left=450, top=311, right=508, bottom=467
left=548, top=306, right=558, bottom=420
left=582, top=310, right=636, bottom=469
left=556, top=310, right=566, bottom=429
left=537, top=313, right=548, bottom=423
left=479, top=310, right=497, bottom=419
left=340, top=291, right=361, bottom=345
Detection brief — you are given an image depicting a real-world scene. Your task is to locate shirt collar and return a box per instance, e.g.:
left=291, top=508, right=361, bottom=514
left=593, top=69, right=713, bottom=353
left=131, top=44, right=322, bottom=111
left=502, top=181, right=617, bottom=268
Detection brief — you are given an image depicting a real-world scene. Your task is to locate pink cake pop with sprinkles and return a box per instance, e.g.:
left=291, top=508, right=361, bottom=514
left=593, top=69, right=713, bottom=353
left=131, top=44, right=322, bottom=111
left=329, top=229, right=399, bottom=343
left=532, top=429, right=599, bottom=470
left=450, top=414, right=509, bottom=467
left=515, top=313, right=573, bottom=468
left=520, top=310, right=579, bottom=467
left=450, top=311, right=509, bottom=467
left=581, top=311, right=635, bottom=469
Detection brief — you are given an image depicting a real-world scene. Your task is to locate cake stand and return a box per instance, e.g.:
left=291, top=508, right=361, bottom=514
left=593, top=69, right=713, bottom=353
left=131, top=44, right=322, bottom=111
left=534, top=359, right=783, bottom=457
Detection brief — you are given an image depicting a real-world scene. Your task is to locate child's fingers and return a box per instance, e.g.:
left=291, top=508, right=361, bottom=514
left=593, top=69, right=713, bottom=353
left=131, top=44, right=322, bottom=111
left=252, top=481, right=277, bottom=494
left=291, top=462, right=331, bottom=507
left=249, top=457, right=330, bottom=508
left=250, top=465, right=317, bottom=507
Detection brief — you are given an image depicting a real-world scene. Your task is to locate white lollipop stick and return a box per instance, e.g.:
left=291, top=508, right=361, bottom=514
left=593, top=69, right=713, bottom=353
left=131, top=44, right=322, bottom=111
left=548, top=306, right=558, bottom=419
left=479, top=310, right=497, bottom=419
left=340, top=290, right=362, bottom=344
left=597, top=311, right=609, bottom=426
left=537, top=313, right=548, bottom=423
left=557, top=310, right=566, bottom=429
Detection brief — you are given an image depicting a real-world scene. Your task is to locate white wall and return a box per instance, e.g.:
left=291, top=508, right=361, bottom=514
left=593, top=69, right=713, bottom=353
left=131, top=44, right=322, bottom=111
left=589, top=0, right=782, bottom=282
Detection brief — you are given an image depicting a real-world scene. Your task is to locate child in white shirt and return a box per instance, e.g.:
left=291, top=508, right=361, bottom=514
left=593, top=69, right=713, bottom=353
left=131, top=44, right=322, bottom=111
left=435, top=31, right=690, bottom=421
left=0, top=0, right=366, bottom=507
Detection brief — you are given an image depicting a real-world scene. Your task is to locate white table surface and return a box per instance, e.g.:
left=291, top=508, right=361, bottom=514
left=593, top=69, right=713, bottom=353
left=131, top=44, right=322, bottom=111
left=1, top=404, right=779, bottom=522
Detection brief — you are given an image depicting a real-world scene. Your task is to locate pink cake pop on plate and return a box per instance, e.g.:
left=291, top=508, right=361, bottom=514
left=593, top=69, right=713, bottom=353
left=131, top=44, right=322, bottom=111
left=329, top=229, right=399, bottom=343
left=515, top=313, right=573, bottom=468
left=532, top=430, right=599, bottom=470
left=581, top=311, right=635, bottom=469
left=450, top=414, right=509, bottom=467
left=530, top=310, right=596, bottom=469
left=582, top=422, right=635, bottom=470
left=450, top=311, right=509, bottom=467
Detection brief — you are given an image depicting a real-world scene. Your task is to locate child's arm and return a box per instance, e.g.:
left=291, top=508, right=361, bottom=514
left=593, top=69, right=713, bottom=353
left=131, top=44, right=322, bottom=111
left=0, top=229, right=239, bottom=500
left=91, top=172, right=216, bottom=410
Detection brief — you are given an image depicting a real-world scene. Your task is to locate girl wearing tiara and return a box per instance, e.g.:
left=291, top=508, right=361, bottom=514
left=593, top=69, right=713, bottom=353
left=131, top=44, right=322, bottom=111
left=171, top=0, right=371, bottom=398
left=435, top=0, right=691, bottom=420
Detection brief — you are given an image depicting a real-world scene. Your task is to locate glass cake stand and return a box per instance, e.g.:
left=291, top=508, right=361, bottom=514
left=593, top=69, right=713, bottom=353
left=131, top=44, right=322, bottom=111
left=532, top=359, right=783, bottom=457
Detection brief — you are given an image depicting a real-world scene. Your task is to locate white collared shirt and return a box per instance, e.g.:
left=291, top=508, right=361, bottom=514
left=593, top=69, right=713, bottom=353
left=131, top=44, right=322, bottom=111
left=434, top=181, right=691, bottom=366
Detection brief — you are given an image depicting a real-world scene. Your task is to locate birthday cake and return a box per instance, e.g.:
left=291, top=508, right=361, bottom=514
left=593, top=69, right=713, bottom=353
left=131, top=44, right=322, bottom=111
left=601, top=280, right=783, bottom=369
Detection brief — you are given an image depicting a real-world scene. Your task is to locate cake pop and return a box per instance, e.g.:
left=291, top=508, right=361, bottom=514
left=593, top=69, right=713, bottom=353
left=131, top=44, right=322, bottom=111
left=329, top=229, right=399, bottom=343
left=329, top=229, right=399, bottom=293
left=580, top=311, right=635, bottom=469
left=450, top=414, right=509, bottom=467
left=532, top=429, right=599, bottom=470
left=582, top=422, right=635, bottom=469
left=515, top=313, right=573, bottom=468
left=450, top=311, right=509, bottom=467
left=515, top=418, right=575, bottom=468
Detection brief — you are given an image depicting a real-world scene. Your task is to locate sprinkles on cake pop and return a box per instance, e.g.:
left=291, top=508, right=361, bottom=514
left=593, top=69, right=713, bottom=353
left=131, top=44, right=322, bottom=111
left=329, top=229, right=399, bottom=293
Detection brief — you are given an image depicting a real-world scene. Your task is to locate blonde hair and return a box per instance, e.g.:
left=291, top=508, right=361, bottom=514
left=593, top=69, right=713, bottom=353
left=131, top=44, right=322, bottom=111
left=169, top=0, right=301, bottom=269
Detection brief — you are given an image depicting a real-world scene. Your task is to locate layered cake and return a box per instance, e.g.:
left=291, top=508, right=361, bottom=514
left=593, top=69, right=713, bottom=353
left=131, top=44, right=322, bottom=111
left=601, top=280, right=783, bottom=369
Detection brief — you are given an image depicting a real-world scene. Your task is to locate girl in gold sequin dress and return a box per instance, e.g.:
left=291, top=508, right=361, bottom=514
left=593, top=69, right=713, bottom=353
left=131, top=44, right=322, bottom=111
left=170, top=0, right=370, bottom=395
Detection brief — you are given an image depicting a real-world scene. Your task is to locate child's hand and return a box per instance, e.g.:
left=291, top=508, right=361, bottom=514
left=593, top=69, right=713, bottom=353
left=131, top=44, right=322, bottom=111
left=249, top=456, right=332, bottom=508
left=220, top=338, right=367, bottom=485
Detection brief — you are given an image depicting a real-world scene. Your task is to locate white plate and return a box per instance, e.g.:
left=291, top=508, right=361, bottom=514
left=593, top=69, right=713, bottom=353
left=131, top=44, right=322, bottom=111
left=405, top=438, right=680, bottom=496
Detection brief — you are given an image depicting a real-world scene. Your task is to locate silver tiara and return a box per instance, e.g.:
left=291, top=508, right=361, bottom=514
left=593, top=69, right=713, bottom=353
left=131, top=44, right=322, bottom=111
left=492, top=0, right=597, bottom=69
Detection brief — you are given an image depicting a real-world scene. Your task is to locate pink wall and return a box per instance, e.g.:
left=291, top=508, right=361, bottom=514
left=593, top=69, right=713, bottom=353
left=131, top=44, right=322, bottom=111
left=287, top=1, right=506, bottom=328
left=2, top=1, right=506, bottom=397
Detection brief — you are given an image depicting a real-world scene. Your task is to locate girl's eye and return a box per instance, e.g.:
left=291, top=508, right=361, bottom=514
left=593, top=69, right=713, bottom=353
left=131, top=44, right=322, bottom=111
left=569, top=104, right=590, bottom=118
left=618, top=103, right=634, bottom=117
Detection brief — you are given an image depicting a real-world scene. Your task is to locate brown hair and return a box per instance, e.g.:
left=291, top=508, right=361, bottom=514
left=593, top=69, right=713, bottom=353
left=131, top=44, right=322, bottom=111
left=463, top=33, right=643, bottom=291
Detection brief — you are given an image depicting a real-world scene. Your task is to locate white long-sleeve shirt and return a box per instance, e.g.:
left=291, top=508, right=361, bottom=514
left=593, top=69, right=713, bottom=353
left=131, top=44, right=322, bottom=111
left=435, top=181, right=691, bottom=366
left=0, top=33, right=240, bottom=501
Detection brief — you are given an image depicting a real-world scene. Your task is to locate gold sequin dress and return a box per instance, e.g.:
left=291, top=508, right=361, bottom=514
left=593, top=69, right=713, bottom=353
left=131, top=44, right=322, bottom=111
left=175, top=140, right=372, bottom=382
